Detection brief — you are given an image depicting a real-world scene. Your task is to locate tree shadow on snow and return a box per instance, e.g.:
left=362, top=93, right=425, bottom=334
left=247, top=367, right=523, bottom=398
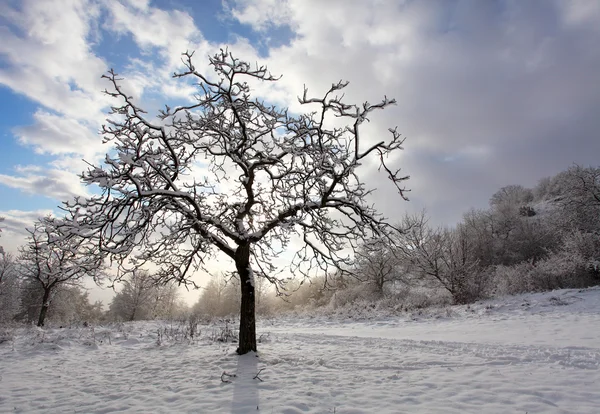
left=230, top=352, right=260, bottom=413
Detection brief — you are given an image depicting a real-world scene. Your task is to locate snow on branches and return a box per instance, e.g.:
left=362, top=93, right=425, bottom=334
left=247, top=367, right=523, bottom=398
left=63, top=49, right=409, bottom=353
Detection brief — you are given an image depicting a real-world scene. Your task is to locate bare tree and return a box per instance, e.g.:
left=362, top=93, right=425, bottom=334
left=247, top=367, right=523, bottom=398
left=354, top=238, right=403, bottom=295
left=150, top=282, right=186, bottom=320
left=109, top=269, right=156, bottom=321
left=397, top=212, right=481, bottom=304
left=0, top=251, right=13, bottom=288
left=462, top=208, right=498, bottom=267
left=438, top=225, right=484, bottom=303
left=192, top=273, right=242, bottom=318
left=489, top=185, right=533, bottom=208
left=64, top=50, right=408, bottom=354
left=560, top=165, right=600, bottom=232
left=20, top=284, right=105, bottom=325
left=0, top=251, right=20, bottom=323
left=109, top=269, right=184, bottom=321
left=397, top=212, right=445, bottom=286
left=17, top=217, right=105, bottom=326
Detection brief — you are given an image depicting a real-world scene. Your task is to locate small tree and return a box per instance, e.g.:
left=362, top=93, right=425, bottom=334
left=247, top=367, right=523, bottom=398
left=150, top=282, right=186, bottom=320
left=560, top=165, right=600, bottom=233
left=0, top=217, right=21, bottom=323
left=354, top=238, right=403, bottom=295
left=398, top=212, right=481, bottom=304
left=461, top=208, right=497, bottom=267
left=192, top=273, right=241, bottom=319
left=21, top=284, right=105, bottom=325
left=438, top=225, right=485, bottom=303
left=489, top=185, right=533, bottom=208
left=65, top=50, right=408, bottom=354
left=0, top=251, right=20, bottom=323
left=109, top=269, right=155, bottom=321
left=17, top=217, right=105, bottom=326
left=110, top=269, right=185, bottom=321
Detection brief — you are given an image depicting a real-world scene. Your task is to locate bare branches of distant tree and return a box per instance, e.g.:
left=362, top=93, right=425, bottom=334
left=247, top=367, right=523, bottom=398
left=17, top=216, right=106, bottom=326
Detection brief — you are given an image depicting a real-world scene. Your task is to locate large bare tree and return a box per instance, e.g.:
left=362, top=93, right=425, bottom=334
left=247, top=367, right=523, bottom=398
left=64, top=50, right=408, bottom=354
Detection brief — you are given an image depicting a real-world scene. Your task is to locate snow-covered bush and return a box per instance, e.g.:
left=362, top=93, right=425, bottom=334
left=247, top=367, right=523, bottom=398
left=562, top=231, right=600, bottom=276
left=279, top=284, right=452, bottom=320
left=493, top=263, right=528, bottom=296
left=493, top=250, right=595, bottom=296
left=328, top=282, right=382, bottom=309
left=531, top=250, right=597, bottom=290
left=266, top=275, right=338, bottom=314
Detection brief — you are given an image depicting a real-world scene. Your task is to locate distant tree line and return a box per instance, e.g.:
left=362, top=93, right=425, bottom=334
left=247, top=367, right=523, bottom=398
left=1, top=164, right=599, bottom=325
left=190, top=164, right=600, bottom=318
left=0, top=217, right=187, bottom=326
left=315, top=164, right=600, bottom=309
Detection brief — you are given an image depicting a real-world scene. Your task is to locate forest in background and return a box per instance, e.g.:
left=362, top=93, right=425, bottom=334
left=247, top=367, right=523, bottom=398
left=1, top=164, right=599, bottom=325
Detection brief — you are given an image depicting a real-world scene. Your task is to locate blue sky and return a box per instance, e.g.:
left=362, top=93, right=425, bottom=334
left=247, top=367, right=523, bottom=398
left=1, top=0, right=600, bottom=259
left=0, top=0, right=294, bottom=239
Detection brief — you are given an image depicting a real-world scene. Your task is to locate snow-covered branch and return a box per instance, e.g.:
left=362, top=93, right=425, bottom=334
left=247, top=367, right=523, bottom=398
left=63, top=50, right=409, bottom=353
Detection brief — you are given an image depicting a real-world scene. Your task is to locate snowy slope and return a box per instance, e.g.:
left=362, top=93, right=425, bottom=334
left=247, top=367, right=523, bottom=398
left=1, top=287, right=599, bottom=413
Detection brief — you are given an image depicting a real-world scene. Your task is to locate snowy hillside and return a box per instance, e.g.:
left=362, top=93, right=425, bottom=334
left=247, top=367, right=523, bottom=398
left=1, top=287, right=599, bottom=413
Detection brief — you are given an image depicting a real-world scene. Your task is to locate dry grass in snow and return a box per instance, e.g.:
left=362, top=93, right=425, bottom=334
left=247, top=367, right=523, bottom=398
left=1, top=287, right=600, bottom=413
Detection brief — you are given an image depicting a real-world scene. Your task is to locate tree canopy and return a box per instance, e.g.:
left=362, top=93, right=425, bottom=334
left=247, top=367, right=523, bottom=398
left=64, top=50, right=408, bottom=353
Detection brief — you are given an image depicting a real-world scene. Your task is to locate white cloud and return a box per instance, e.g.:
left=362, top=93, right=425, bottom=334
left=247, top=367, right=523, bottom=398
left=0, top=0, right=596, bottom=307
left=0, top=0, right=115, bottom=208
left=100, top=1, right=279, bottom=107
left=0, top=0, right=206, bottom=210
left=227, top=0, right=294, bottom=31
left=1, top=0, right=599, bottom=235
left=0, top=209, right=55, bottom=253
left=0, top=0, right=110, bottom=122
left=13, top=110, right=105, bottom=160
left=103, top=1, right=208, bottom=70
left=558, top=0, right=600, bottom=28
left=124, top=0, right=151, bottom=11
left=226, top=0, right=600, bottom=224
left=0, top=166, right=88, bottom=202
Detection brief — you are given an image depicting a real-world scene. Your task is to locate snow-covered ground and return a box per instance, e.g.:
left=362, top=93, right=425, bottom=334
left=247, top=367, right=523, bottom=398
left=1, top=287, right=599, bottom=413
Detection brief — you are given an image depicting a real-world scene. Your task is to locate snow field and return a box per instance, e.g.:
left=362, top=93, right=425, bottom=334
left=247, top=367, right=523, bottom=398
left=1, top=287, right=599, bottom=413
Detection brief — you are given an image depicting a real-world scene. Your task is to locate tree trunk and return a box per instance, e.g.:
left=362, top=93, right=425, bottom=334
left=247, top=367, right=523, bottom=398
left=129, top=306, right=137, bottom=321
left=235, top=244, right=256, bottom=355
left=37, top=288, right=51, bottom=327
left=376, top=276, right=385, bottom=296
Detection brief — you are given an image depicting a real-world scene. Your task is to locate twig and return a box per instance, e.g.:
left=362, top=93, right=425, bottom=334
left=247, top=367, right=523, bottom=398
left=221, top=371, right=236, bottom=383
left=253, top=368, right=266, bottom=382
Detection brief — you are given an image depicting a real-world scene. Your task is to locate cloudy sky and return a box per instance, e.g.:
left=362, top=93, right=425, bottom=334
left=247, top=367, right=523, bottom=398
left=1, top=0, right=599, bottom=300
